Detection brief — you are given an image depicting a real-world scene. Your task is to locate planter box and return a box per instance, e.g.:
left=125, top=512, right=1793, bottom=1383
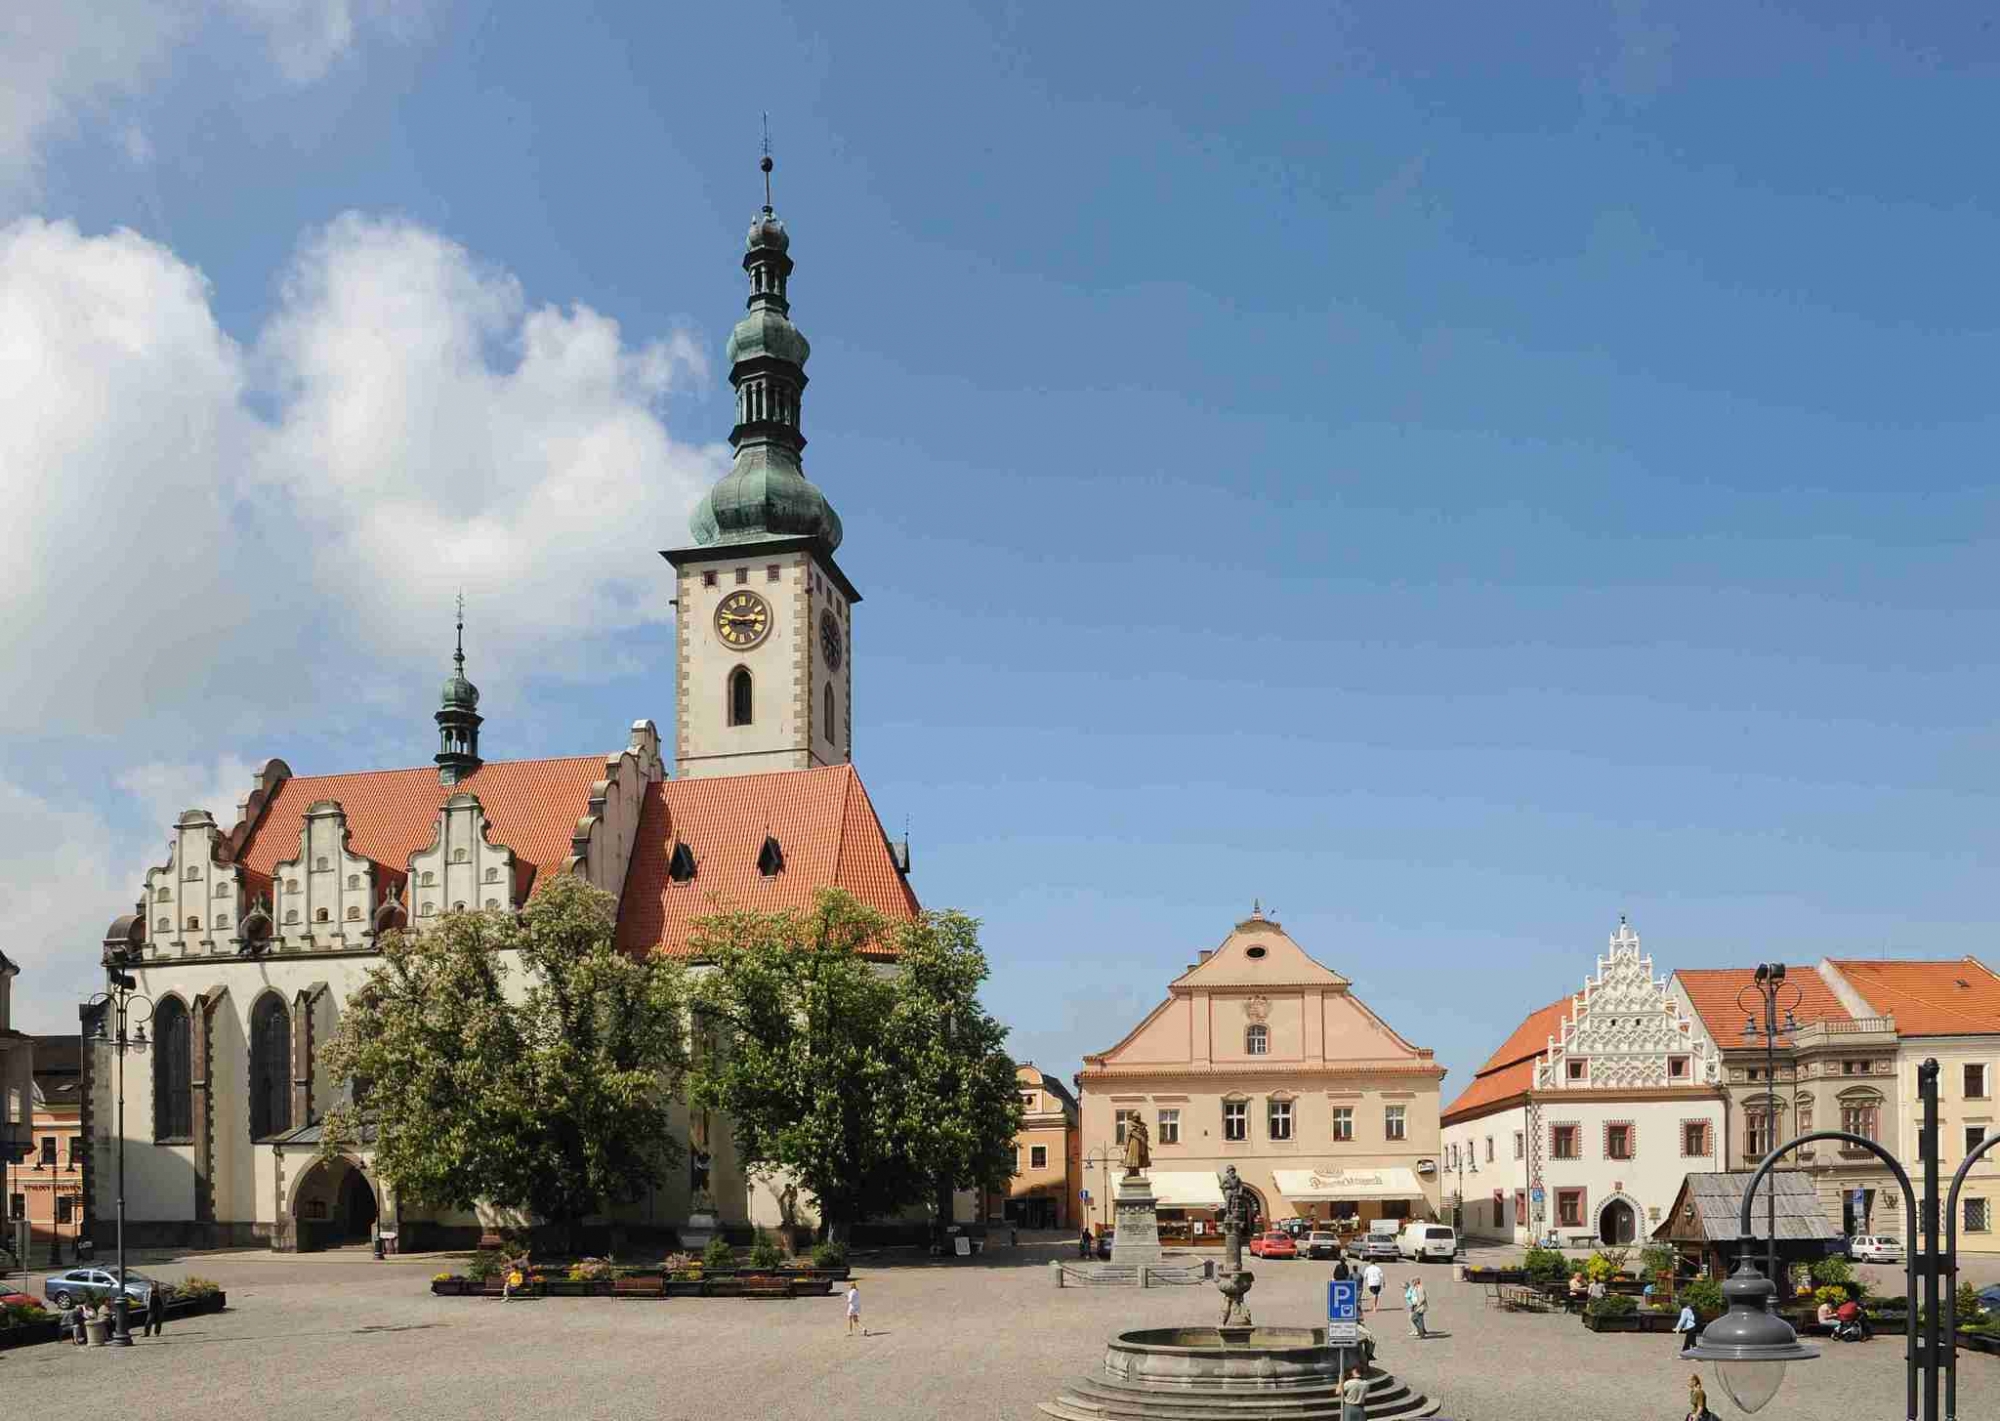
left=664, top=1280, right=707, bottom=1298
left=0, top=1319, right=65, bottom=1351
left=613, top=1276, right=665, bottom=1298
left=1583, top=1309, right=1677, bottom=1333
left=786, top=1276, right=836, bottom=1297
left=1959, top=1330, right=2000, bottom=1356
left=430, top=1279, right=467, bottom=1296
left=1463, top=1268, right=1526, bottom=1284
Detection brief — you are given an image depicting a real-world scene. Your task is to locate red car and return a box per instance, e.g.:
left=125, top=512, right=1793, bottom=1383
left=0, top=1290, right=41, bottom=1310
left=1248, top=1230, right=1297, bottom=1260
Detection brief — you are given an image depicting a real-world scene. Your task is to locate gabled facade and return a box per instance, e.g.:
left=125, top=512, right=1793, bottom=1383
left=1079, top=908, right=1445, bottom=1238
left=992, top=1063, right=1081, bottom=1230
left=1443, top=920, right=1725, bottom=1247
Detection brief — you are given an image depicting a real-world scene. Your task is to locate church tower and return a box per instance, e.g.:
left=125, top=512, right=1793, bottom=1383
left=434, top=600, right=483, bottom=784
left=664, top=150, right=857, bottom=779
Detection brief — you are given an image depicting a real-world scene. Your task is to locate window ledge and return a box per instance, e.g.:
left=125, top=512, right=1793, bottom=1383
left=153, top=1136, right=193, bottom=1147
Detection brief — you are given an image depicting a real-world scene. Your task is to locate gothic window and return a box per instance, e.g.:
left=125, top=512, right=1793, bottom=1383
left=729, top=667, right=753, bottom=727
left=249, top=994, right=292, bottom=1140
left=153, top=997, right=192, bottom=1141
left=1245, top=1024, right=1269, bottom=1055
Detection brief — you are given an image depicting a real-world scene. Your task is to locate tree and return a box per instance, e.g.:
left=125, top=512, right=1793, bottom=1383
left=686, top=890, right=1022, bottom=1241
left=319, top=872, right=689, bottom=1252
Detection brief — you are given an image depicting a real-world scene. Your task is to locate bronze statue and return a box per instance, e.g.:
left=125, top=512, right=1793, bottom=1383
left=1121, top=1116, right=1151, bottom=1176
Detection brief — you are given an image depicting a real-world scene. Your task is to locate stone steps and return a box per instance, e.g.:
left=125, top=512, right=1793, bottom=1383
left=1041, top=1367, right=1438, bottom=1421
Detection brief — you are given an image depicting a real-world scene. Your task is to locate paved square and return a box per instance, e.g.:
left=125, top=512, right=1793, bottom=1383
left=3, top=1240, right=1991, bottom=1419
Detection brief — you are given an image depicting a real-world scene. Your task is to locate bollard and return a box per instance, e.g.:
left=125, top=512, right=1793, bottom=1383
left=1050, top=1259, right=1065, bottom=1289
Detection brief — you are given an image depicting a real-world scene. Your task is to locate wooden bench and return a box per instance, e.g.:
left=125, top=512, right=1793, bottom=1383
left=1499, top=1285, right=1555, bottom=1313
left=738, top=1279, right=794, bottom=1300
left=612, top=1276, right=664, bottom=1298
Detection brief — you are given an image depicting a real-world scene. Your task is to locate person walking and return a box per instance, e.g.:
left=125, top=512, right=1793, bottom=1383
left=1340, top=1364, right=1370, bottom=1421
left=1362, top=1260, right=1385, bottom=1314
left=1332, top=1252, right=1351, bottom=1282
left=1675, top=1300, right=1699, bottom=1353
left=1408, top=1278, right=1429, bottom=1338
left=1686, top=1372, right=1709, bottom=1421
left=1079, top=1224, right=1092, bottom=1260
left=845, top=1281, right=862, bottom=1336
left=143, top=1283, right=166, bottom=1338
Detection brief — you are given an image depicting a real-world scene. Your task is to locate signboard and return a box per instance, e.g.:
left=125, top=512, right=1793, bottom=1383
left=1326, top=1278, right=1359, bottom=1345
left=1080, top=1189, right=1090, bottom=1202
left=953, top=1236, right=971, bottom=1257
left=1530, top=1186, right=1545, bottom=1204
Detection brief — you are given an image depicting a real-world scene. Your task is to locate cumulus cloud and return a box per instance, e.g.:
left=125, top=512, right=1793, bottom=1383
left=0, top=213, right=726, bottom=737
left=116, top=754, right=264, bottom=833
left=0, top=777, right=132, bottom=1030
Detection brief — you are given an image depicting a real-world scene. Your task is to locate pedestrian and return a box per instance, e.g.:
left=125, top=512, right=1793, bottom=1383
left=1079, top=1224, right=1092, bottom=1260
left=1675, top=1300, right=1699, bottom=1353
left=1362, top=1260, right=1385, bottom=1314
left=143, top=1283, right=166, bottom=1338
left=1332, top=1252, right=1351, bottom=1282
left=1409, top=1278, right=1429, bottom=1338
left=1340, top=1364, right=1370, bottom=1421
left=1686, top=1372, right=1709, bottom=1421
left=1587, top=1276, right=1607, bottom=1304
left=845, top=1281, right=862, bottom=1336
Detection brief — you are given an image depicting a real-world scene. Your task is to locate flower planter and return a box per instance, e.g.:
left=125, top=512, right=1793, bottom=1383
left=431, top=1279, right=467, bottom=1296
left=1959, top=1330, right=2000, bottom=1356
left=664, top=1279, right=707, bottom=1298
left=1462, top=1267, right=1526, bottom=1284
left=787, top=1276, right=836, bottom=1297
left=0, top=1318, right=65, bottom=1351
left=164, top=1291, right=227, bottom=1316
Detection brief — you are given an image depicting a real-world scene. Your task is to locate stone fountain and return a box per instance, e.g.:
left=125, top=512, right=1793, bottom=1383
left=1040, top=1167, right=1439, bottom=1420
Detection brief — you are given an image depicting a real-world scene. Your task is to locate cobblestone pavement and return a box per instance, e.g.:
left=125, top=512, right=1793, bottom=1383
left=0, top=1238, right=1991, bottom=1420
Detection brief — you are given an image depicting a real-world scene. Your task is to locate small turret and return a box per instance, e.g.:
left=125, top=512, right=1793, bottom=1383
left=435, top=597, right=483, bottom=784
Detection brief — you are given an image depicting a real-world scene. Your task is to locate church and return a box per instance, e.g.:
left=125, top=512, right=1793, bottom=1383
left=82, top=162, right=919, bottom=1252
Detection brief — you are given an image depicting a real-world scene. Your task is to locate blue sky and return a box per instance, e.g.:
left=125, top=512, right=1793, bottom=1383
left=4, top=3, right=1998, bottom=1103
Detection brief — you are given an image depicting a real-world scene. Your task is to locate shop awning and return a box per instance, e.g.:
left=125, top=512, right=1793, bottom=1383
left=1142, top=1172, right=1227, bottom=1208
left=1272, top=1167, right=1424, bottom=1202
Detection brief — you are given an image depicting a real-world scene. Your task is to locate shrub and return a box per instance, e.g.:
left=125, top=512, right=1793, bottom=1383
left=1813, top=1284, right=1849, bottom=1307
left=1523, top=1246, right=1568, bottom=1285
left=1, top=1302, right=48, bottom=1327
left=1588, top=1292, right=1638, bottom=1319
left=568, top=1257, right=614, bottom=1282
left=1583, top=1252, right=1618, bottom=1283
left=177, top=1276, right=222, bottom=1299
left=1640, top=1242, right=1676, bottom=1280
left=662, top=1251, right=695, bottom=1272
left=748, top=1229, right=784, bottom=1270
left=702, top=1236, right=736, bottom=1272
left=1683, top=1276, right=1725, bottom=1319
left=1810, top=1255, right=1854, bottom=1288
left=810, top=1239, right=850, bottom=1270
left=1957, top=1282, right=1986, bottom=1324
left=467, top=1250, right=505, bottom=1282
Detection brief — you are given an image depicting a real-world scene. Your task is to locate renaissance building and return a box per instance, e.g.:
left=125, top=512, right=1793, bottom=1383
left=83, top=161, right=919, bottom=1252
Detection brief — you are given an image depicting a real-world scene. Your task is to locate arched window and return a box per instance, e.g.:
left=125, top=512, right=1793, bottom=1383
left=153, top=998, right=192, bottom=1141
left=824, top=684, right=835, bottom=740
left=250, top=994, right=292, bottom=1140
left=729, top=667, right=753, bottom=726
left=1246, top=1023, right=1269, bottom=1055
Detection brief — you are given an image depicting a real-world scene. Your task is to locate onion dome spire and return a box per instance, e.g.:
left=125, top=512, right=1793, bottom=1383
left=435, top=594, right=483, bottom=784
left=689, top=133, right=843, bottom=551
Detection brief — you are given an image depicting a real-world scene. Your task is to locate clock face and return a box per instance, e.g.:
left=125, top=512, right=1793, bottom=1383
left=819, top=608, right=844, bottom=669
left=715, top=590, right=772, bottom=649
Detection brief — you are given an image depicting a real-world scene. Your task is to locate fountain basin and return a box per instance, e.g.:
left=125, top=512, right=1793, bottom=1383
left=1105, top=1327, right=1345, bottom=1391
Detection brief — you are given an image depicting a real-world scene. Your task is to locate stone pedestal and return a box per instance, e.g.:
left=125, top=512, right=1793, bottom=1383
left=1110, top=1174, right=1163, bottom=1267
left=681, top=1209, right=720, bottom=1251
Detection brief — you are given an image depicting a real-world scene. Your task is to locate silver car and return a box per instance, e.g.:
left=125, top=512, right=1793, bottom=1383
left=41, top=1268, right=157, bottom=1309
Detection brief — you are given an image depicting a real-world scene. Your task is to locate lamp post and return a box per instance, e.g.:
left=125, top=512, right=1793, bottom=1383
left=1690, top=1057, right=1998, bottom=1420
left=1083, top=1144, right=1118, bottom=1232
left=33, top=1157, right=61, bottom=1266
left=85, top=965, right=151, bottom=1349
left=1737, top=963, right=1801, bottom=1284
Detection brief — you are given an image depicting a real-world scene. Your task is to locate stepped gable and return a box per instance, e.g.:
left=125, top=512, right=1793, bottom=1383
left=235, top=756, right=608, bottom=903
left=615, top=762, right=918, bottom=959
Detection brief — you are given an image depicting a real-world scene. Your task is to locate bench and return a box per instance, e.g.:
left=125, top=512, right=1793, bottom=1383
left=1499, top=1286, right=1555, bottom=1313
left=612, top=1276, right=664, bottom=1298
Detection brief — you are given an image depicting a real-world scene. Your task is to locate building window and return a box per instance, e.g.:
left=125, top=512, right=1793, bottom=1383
left=420, top=871, right=435, bottom=886
left=1115, top=1109, right=1138, bottom=1146
left=38, top=1136, right=55, bottom=1166
left=1223, top=1099, right=1248, bottom=1142
left=766, top=564, right=781, bottom=582
left=214, top=913, right=228, bottom=929
left=249, top=994, right=292, bottom=1140
left=185, top=915, right=199, bottom=932
left=735, top=567, right=748, bottom=585
left=728, top=666, right=753, bottom=726
left=1030, top=1145, right=1048, bottom=1170
left=1552, top=1123, right=1580, bottom=1159
left=57, top=1196, right=73, bottom=1223
left=1567, top=1059, right=1586, bottom=1081
left=6, top=1194, right=19, bottom=1220
left=153, top=997, right=192, bottom=1141
left=1245, top=1024, right=1268, bottom=1055
left=156, top=887, right=169, bottom=902
left=824, top=684, right=835, bottom=740
left=1605, top=1123, right=1633, bottom=1160
left=1513, top=1130, right=1524, bottom=1159
left=1682, top=1120, right=1711, bottom=1157
left=702, top=570, right=716, bottom=588
left=1967, top=1198, right=1992, bottom=1234
left=1840, top=1100, right=1879, bottom=1142
left=1158, top=1108, right=1180, bottom=1144
left=347, top=874, right=360, bottom=889
left=1013, top=1147, right=1021, bottom=1175
left=485, top=867, right=500, bottom=882
left=284, top=909, right=299, bottom=925
left=1268, top=1098, right=1293, bottom=1141
left=1556, top=1187, right=1586, bottom=1229
left=346, top=905, right=362, bottom=921
left=1669, top=1056, right=1688, bottom=1079
left=314, top=907, right=329, bottom=923
left=1967, top=1126, right=1989, bottom=1157
left=1331, top=1107, right=1353, bottom=1142
left=156, top=917, right=169, bottom=933
left=1744, top=1108, right=1774, bottom=1159
left=215, top=881, right=229, bottom=897
left=1384, top=1104, right=1406, bottom=1141
left=315, top=856, right=329, bottom=871
left=1968, top=1064, right=1990, bottom=1100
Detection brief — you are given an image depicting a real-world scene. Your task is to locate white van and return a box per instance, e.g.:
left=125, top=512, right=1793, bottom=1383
left=1397, top=1221, right=1457, bottom=1262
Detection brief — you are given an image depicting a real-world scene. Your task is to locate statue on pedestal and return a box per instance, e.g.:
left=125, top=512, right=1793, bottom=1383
left=1216, top=1164, right=1255, bottom=1327
left=1122, top=1116, right=1151, bottom=1176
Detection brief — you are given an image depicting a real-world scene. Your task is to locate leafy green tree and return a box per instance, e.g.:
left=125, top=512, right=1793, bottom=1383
left=319, top=873, right=689, bottom=1253
left=687, top=890, right=1022, bottom=1240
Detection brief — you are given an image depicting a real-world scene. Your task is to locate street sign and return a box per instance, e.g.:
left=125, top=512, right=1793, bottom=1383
left=1530, top=1186, right=1545, bottom=1204
left=1080, top=1189, right=1091, bottom=1202
left=1327, top=1278, right=1359, bottom=1345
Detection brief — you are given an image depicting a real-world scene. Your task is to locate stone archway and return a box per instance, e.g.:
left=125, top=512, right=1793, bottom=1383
left=1598, top=1196, right=1637, bottom=1246
left=290, top=1155, right=381, bottom=1252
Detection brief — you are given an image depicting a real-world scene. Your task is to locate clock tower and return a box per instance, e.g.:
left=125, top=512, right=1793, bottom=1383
left=664, top=153, right=857, bottom=779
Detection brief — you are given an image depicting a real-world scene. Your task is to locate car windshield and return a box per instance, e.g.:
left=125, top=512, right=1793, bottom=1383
left=1877, top=1238, right=1899, bottom=1247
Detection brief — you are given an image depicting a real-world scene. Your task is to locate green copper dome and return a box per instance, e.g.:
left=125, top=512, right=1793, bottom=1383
left=725, top=306, right=810, bottom=367
left=690, top=451, right=843, bottom=548
left=440, top=666, right=479, bottom=709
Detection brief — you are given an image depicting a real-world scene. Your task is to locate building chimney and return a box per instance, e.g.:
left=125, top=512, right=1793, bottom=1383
left=1198, top=949, right=1214, bottom=963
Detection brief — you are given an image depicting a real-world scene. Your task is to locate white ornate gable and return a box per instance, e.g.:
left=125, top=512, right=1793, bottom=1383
left=270, top=800, right=379, bottom=948
left=1534, top=919, right=1718, bottom=1089
left=405, top=791, right=520, bottom=923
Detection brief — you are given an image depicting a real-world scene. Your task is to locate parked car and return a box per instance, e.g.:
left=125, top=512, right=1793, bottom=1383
left=1304, top=1230, right=1342, bottom=1260
left=1397, top=1222, right=1458, bottom=1262
left=0, top=1289, right=41, bottom=1310
left=1095, top=1230, right=1114, bottom=1260
left=1849, top=1235, right=1904, bottom=1264
left=41, top=1269, right=157, bottom=1309
left=1358, top=1233, right=1401, bottom=1261
left=1248, top=1230, right=1298, bottom=1260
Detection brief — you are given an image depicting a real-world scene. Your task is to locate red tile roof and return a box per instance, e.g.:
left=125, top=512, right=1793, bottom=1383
left=1828, top=958, right=2000, bottom=1037
left=614, top=763, right=919, bottom=959
left=1441, top=1055, right=1538, bottom=1122
left=1674, top=967, right=1854, bottom=1047
left=1443, top=998, right=1570, bottom=1122
left=237, top=757, right=609, bottom=897
left=1470, top=997, right=1571, bottom=1078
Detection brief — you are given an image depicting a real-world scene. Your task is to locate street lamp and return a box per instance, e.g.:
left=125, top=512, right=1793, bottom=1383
left=1692, top=1057, right=2000, bottom=1420
left=85, top=964, right=151, bottom=1349
left=1736, top=963, right=1800, bottom=1281
left=32, top=1156, right=62, bottom=1266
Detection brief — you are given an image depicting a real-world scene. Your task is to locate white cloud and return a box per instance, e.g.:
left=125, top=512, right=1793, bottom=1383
left=221, top=0, right=424, bottom=85
left=116, top=754, right=263, bottom=834
left=0, top=777, right=131, bottom=1032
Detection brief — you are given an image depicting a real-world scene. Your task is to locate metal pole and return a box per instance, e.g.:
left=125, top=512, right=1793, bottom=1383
left=111, top=1001, right=131, bottom=1348
left=1920, top=1060, right=1940, bottom=1421
left=1764, top=975, right=1778, bottom=1285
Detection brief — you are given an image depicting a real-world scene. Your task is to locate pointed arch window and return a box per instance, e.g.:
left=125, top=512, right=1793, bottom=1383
left=729, top=667, right=754, bottom=726
left=250, top=994, right=292, bottom=1140
left=823, top=684, right=835, bottom=741
left=153, top=998, right=192, bottom=1141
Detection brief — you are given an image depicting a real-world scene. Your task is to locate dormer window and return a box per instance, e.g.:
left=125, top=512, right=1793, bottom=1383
left=1244, top=945, right=1267, bottom=959
left=757, top=834, right=784, bottom=877
left=1669, top=1056, right=1689, bottom=1079
left=668, top=841, right=697, bottom=884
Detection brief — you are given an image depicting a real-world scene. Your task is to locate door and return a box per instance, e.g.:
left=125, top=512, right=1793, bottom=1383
left=1599, top=1199, right=1636, bottom=1245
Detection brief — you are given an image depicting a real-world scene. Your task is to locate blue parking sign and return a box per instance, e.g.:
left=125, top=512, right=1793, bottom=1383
left=1328, top=1278, right=1359, bottom=1343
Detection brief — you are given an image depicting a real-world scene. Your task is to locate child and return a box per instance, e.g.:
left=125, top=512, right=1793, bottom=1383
left=845, top=1281, right=861, bottom=1336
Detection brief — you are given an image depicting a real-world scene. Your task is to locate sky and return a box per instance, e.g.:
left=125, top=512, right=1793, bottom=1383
left=4, top=3, right=1999, bottom=1108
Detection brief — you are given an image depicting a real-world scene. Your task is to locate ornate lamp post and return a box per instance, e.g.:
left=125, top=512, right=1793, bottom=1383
left=85, top=964, right=151, bottom=1349
left=1736, top=963, right=1801, bottom=1282
left=1690, top=1057, right=1998, bottom=1420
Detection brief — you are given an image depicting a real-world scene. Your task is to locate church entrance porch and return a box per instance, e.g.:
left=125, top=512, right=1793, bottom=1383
left=287, top=1155, right=380, bottom=1253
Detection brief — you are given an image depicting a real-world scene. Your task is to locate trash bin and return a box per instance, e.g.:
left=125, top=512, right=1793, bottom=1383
left=85, top=1317, right=110, bottom=1346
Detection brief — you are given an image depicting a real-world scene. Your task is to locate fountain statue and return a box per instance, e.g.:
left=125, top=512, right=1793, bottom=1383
left=1216, top=1165, right=1254, bottom=1328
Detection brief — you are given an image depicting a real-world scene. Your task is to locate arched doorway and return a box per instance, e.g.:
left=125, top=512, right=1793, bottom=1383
left=291, top=1155, right=380, bottom=1251
left=1599, top=1197, right=1637, bottom=1245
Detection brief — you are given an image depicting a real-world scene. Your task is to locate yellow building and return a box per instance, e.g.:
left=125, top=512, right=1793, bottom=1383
left=993, top=1063, right=1080, bottom=1230
left=1078, top=908, right=1445, bottom=1241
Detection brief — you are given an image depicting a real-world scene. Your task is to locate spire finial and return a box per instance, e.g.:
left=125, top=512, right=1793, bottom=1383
left=454, top=590, right=466, bottom=670
left=760, top=113, right=774, bottom=214
left=1251, top=897, right=1264, bottom=920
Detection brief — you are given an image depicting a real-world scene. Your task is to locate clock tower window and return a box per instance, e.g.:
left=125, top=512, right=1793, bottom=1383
left=728, top=667, right=754, bottom=727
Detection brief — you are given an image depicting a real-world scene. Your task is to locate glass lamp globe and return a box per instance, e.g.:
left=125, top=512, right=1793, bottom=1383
left=1685, top=1260, right=1819, bottom=1415
left=1713, top=1359, right=1788, bottom=1415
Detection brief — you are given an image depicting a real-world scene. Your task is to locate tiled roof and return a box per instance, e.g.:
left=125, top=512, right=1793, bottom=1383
left=1470, top=998, right=1571, bottom=1078
left=1441, top=1055, right=1537, bottom=1121
left=1674, top=967, right=1854, bottom=1047
left=237, top=757, right=609, bottom=894
left=614, top=763, right=919, bottom=959
left=1829, top=957, right=2000, bottom=1037
left=1444, top=998, right=1570, bottom=1122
